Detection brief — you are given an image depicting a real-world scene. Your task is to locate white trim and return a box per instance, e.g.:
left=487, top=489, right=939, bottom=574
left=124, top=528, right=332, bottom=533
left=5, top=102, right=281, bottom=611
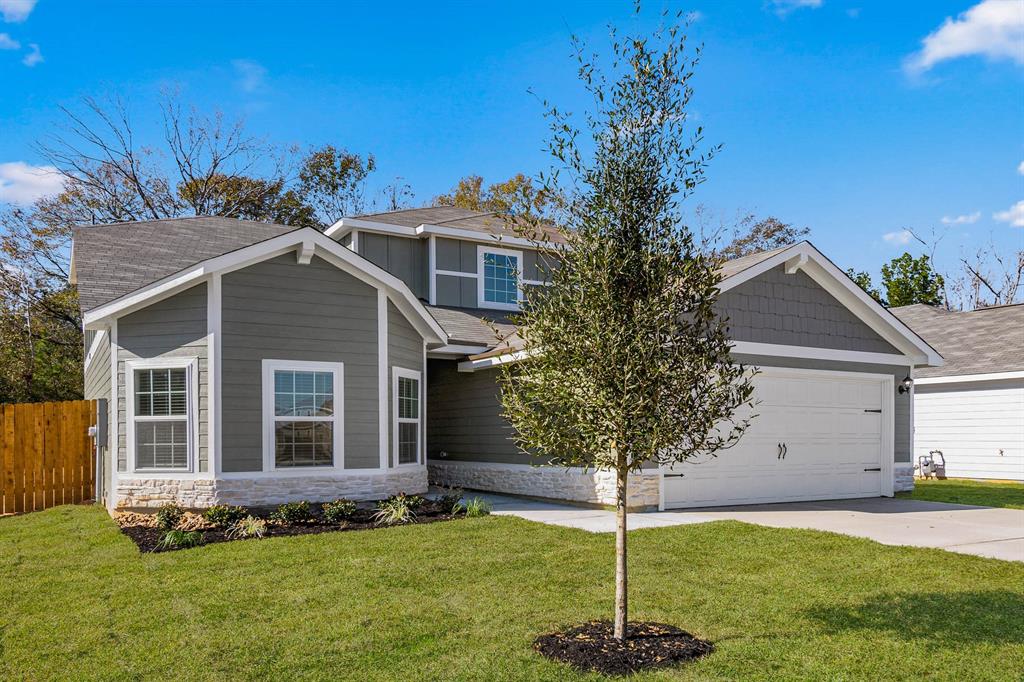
left=82, top=227, right=447, bottom=345
left=784, top=253, right=808, bottom=275
left=458, top=350, right=530, bottom=372
left=477, top=245, right=524, bottom=311
left=730, top=341, right=911, bottom=366
left=350, top=229, right=359, bottom=252
left=296, top=238, right=315, bottom=265
left=83, top=328, right=107, bottom=372
left=428, top=234, right=437, bottom=305
left=914, top=370, right=1024, bottom=385
left=217, top=464, right=427, bottom=480
left=109, top=320, right=118, bottom=503
left=422, top=340, right=427, bottom=468
left=261, top=359, right=345, bottom=473
left=208, top=273, right=222, bottom=475
left=718, top=241, right=943, bottom=367
left=125, top=356, right=200, bottom=475
left=326, top=216, right=550, bottom=250
left=392, top=366, right=423, bottom=467
left=378, top=291, right=389, bottom=469
left=435, top=268, right=478, bottom=278
left=428, top=344, right=491, bottom=358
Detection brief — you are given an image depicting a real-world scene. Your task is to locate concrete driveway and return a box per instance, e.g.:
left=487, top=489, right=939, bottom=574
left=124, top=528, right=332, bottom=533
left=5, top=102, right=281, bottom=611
left=477, top=494, right=1024, bottom=562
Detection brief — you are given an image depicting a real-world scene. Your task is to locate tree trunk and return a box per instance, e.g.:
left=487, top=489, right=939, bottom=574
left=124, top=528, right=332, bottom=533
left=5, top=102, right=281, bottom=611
left=614, top=460, right=628, bottom=640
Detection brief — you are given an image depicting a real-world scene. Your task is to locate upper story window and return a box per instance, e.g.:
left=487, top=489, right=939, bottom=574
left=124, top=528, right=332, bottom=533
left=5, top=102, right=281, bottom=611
left=478, top=246, right=522, bottom=311
left=127, top=359, right=197, bottom=472
left=262, top=360, right=344, bottom=471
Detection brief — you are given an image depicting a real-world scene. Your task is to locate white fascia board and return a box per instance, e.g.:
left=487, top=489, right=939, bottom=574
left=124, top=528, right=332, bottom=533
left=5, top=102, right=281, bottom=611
left=82, top=228, right=448, bottom=345
left=325, top=217, right=418, bottom=240
left=719, top=241, right=943, bottom=368
left=457, top=350, right=529, bottom=372
left=324, top=216, right=555, bottom=250
left=730, top=341, right=911, bottom=367
left=83, top=327, right=107, bottom=372
left=914, top=370, right=1024, bottom=386
left=427, top=344, right=492, bottom=358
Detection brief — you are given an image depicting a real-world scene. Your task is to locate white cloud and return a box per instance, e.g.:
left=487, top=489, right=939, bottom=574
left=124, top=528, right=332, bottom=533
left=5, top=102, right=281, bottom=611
left=1018, top=160, right=1024, bottom=174
left=21, top=41, right=40, bottom=66
left=232, top=59, right=266, bottom=93
left=0, top=32, right=19, bottom=49
left=993, top=200, right=1024, bottom=227
left=0, top=0, right=37, bottom=23
left=883, top=229, right=914, bottom=245
left=940, top=211, right=981, bottom=225
left=768, top=0, right=823, bottom=16
left=0, top=162, right=64, bottom=205
left=904, top=0, right=1024, bottom=74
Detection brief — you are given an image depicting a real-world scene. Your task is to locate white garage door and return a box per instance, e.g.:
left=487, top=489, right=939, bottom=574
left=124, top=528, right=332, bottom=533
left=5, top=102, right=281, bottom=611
left=662, top=368, right=891, bottom=509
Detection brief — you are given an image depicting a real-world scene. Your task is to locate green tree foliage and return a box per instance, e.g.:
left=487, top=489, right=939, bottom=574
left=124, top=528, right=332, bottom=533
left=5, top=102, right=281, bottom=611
left=434, top=172, right=557, bottom=220
left=845, top=268, right=887, bottom=306
left=498, top=9, right=755, bottom=640
left=881, top=252, right=945, bottom=307
left=717, top=215, right=809, bottom=259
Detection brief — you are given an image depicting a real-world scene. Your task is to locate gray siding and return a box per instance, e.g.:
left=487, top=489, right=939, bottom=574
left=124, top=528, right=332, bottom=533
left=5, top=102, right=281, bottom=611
left=717, top=265, right=900, bottom=354
left=426, top=359, right=523, bottom=464
left=435, top=237, right=477, bottom=273
left=361, top=233, right=427, bottom=299
left=436, top=274, right=477, bottom=308
left=220, top=255, right=379, bottom=472
left=84, top=331, right=113, bottom=500
left=733, top=353, right=912, bottom=463
left=117, top=283, right=209, bottom=473
left=388, top=302, right=425, bottom=467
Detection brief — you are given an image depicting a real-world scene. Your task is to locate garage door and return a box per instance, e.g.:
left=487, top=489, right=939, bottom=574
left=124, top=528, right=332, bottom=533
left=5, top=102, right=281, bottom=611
left=662, top=368, right=891, bottom=509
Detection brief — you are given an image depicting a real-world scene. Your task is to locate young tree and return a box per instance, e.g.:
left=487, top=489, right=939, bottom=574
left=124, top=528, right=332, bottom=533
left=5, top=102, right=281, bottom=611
left=498, top=10, right=755, bottom=641
left=845, top=268, right=886, bottom=306
left=881, top=252, right=944, bottom=307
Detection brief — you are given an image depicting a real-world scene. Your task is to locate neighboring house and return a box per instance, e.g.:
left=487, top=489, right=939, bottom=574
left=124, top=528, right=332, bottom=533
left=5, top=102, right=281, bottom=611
left=891, top=303, right=1023, bottom=482
left=74, top=208, right=941, bottom=511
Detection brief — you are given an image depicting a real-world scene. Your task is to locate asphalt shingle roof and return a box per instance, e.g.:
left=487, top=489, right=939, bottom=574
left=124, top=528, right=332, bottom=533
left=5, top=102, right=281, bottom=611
left=425, top=306, right=517, bottom=346
left=73, top=216, right=298, bottom=312
left=890, top=303, right=1024, bottom=378
left=356, top=206, right=568, bottom=245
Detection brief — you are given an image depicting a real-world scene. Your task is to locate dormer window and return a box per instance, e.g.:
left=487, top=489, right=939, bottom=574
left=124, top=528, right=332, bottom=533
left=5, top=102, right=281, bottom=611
left=478, top=246, right=522, bottom=311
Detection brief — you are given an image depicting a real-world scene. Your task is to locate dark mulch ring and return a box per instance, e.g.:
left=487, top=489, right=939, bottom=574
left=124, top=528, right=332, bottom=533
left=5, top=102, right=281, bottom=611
left=534, top=620, right=714, bottom=677
left=118, top=501, right=461, bottom=553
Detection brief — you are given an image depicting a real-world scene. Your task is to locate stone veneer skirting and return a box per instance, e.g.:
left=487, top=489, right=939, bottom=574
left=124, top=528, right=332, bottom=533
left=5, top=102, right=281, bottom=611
left=114, top=467, right=428, bottom=508
left=428, top=460, right=661, bottom=509
left=894, top=464, right=915, bottom=493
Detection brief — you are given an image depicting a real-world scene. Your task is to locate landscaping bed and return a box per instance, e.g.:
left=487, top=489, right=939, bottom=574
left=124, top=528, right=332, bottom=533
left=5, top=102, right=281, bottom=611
left=115, top=491, right=489, bottom=553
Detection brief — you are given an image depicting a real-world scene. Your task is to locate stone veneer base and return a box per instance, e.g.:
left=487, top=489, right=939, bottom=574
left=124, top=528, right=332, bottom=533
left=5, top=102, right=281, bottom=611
left=428, top=460, right=661, bottom=510
left=894, top=464, right=915, bottom=493
left=114, top=467, right=428, bottom=508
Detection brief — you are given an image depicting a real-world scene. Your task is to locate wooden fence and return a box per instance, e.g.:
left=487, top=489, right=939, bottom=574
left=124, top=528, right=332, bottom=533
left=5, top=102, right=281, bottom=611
left=1, top=400, right=97, bottom=515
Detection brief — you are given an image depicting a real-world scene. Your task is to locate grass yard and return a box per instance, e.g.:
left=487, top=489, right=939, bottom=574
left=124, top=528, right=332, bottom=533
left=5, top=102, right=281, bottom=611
left=899, top=478, right=1024, bottom=510
left=1, top=505, right=1021, bottom=681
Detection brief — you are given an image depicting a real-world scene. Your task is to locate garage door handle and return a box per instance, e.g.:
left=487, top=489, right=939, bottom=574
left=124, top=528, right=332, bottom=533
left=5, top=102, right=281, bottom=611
left=777, top=443, right=783, bottom=459
left=664, top=473, right=686, bottom=478
left=863, top=467, right=881, bottom=472
left=782, top=443, right=787, bottom=459
left=863, top=409, right=882, bottom=413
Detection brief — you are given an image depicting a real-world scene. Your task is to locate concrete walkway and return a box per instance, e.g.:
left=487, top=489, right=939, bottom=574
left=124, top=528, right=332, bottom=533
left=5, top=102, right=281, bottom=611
left=474, top=493, right=1024, bottom=562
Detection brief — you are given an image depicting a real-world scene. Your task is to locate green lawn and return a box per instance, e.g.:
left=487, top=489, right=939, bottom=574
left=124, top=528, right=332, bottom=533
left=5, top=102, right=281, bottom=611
left=1, top=506, right=1022, bottom=681
left=899, top=478, right=1024, bottom=510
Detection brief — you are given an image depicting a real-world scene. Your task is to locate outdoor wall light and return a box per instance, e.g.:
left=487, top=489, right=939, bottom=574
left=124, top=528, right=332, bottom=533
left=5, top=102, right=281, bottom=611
left=898, top=375, right=913, bottom=394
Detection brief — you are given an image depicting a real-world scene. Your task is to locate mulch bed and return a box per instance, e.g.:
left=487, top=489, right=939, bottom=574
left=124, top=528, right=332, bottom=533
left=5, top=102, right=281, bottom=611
left=117, top=500, right=460, bottom=553
left=533, top=620, right=714, bottom=676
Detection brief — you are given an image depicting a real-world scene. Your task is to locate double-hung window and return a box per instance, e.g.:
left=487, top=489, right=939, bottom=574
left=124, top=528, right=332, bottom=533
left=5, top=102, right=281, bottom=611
left=393, top=368, right=421, bottom=466
left=127, top=358, right=197, bottom=472
left=262, top=360, right=344, bottom=470
left=478, top=246, right=522, bottom=310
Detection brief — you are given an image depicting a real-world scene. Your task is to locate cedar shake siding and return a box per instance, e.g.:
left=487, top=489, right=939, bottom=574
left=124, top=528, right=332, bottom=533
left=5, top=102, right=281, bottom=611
left=220, top=255, right=380, bottom=472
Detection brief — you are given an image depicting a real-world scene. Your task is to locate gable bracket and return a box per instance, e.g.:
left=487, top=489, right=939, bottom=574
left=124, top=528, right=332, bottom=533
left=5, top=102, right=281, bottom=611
left=785, top=253, right=808, bottom=275
left=296, top=239, right=315, bottom=265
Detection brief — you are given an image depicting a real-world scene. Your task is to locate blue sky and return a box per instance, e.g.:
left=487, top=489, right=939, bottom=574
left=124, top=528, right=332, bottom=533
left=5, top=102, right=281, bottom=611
left=0, top=0, right=1021, bottom=281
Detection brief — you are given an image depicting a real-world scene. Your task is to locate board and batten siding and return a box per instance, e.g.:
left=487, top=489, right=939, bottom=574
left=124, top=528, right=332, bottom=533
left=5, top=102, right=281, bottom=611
left=434, top=237, right=552, bottom=308
left=914, top=378, right=1024, bottom=480
left=388, top=302, right=425, bottom=466
left=116, top=283, right=209, bottom=473
left=360, top=233, right=428, bottom=300
left=717, top=265, right=900, bottom=354
left=220, top=254, right=380, bottom=472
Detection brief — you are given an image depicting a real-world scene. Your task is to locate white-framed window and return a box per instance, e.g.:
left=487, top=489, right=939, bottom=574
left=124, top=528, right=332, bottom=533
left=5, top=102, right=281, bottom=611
left=126, top=357, right=198, bottom=473
left=477, top=245, right=523, bottom=311
left=261, top=359, right=344, bottom=471
left=392, top=367, right=421, bottom=466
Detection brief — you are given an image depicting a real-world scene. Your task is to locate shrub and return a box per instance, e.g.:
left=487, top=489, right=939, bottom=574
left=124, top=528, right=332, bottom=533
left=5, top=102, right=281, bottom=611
left=464, top=497, right=492, bottom=518
left=322, top=499, right=357, bottom=524
left=226, top=516, right=267, bottom=540
left=372, top=494, right=417, bottom=526
left=155, top=503, right=185, bottom=531
left=203, top=505, right=248, bottom=528
left=405, top=494, right=426, bottom=511
left=437, top=487, right=464, bottom=514
left=157, top=529, right=204, bottom=550
left=271, top=501, right=313, bottom=524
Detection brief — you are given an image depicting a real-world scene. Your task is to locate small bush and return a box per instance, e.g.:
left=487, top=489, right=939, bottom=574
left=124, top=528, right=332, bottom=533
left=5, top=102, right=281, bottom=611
left=203, top=505, right=248, bottom=528
left=372, top=494, right=417, bottom=526
left=437, top=487, right=464, bottom=514
left=226, top=516, right=267, bottom=540
left=157, top=529, right=204, bottom=550
left=405, top=494, right=426, bottom=511
left=271, top=501, right=313, bottom=524
left=155, top=503, right=185, bottom=531
left=464, top=497, right=492, bottom=518
left=322, top=499, right=357, bottom=524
